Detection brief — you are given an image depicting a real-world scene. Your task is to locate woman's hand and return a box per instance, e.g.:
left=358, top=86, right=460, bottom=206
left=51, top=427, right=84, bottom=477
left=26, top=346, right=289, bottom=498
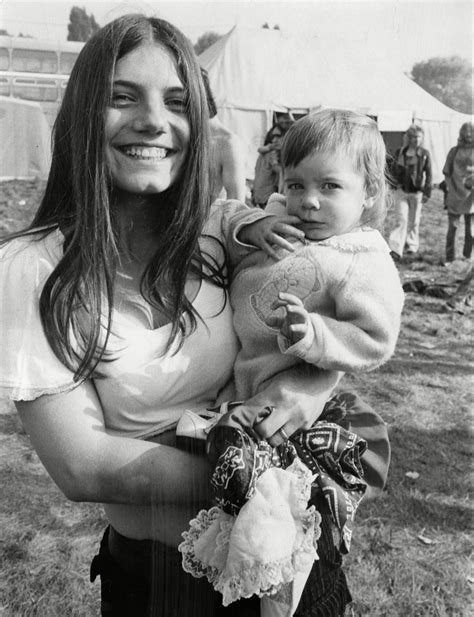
left=238, top=215, right=305, bottom=260
left=265, top=292, right=311, bottom=345
left=244, top=368, right=343, bottom=447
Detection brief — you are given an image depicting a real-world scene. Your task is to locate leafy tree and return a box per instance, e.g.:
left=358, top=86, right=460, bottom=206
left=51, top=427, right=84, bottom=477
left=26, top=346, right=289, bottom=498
left=0, top=29, right=12, bottom=36
left=410, top=56, right=473, bottom=114
left=262, top=23, right=270, bottom=29
left=67, top=6, right=100, bottom=42
left=194, top=32, right=221, bottom=56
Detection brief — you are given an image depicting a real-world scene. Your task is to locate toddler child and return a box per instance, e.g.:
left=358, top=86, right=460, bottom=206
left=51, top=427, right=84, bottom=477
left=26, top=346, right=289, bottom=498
left=232, top=108, right=404, bottom=402
left=179, top=109, right=404, bottom=617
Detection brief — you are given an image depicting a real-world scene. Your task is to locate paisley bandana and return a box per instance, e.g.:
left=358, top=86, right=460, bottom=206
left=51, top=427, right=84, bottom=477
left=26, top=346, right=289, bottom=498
left=208, top=417, right=367, bottom=553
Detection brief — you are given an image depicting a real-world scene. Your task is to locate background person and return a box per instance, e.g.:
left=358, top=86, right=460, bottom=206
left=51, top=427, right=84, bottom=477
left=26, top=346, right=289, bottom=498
left=388, top=124, right=432, bottom=261
left=252, top=131, right=283, bottom=208
left=442, top=121, right=473, bottom=264
left=201, top=68, right=247, bottom=203
left=260, top=112, right=294, bottom=150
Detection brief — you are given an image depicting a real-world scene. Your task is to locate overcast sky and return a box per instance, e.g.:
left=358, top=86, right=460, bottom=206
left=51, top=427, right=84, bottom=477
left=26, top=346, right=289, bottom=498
left=1, top=0, right=472, bottom=71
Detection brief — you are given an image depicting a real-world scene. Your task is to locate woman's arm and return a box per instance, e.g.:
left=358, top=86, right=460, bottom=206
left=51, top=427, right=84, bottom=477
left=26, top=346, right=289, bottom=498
left=231, top=366, right=343, bottom=446
left=15, top=380, right=210, bottom=506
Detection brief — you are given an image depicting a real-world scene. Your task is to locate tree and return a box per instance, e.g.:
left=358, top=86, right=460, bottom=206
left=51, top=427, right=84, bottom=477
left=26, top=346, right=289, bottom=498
left=67, top=6, right=100, bottom=42
left=410, top=56, right=473, bottom=115
left=194, top=32, right=221, bottom=56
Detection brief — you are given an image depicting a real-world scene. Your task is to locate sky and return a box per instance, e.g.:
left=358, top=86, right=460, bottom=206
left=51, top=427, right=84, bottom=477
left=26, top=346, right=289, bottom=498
left=0, top=0, right=472, bottom=71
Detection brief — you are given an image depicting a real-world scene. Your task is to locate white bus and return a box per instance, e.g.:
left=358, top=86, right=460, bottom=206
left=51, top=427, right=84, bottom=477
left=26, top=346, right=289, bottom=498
left=0, top=36, right=84, bottom=126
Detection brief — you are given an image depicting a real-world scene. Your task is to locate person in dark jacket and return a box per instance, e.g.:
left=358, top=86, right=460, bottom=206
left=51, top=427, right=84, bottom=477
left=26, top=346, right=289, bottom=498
left=388, top=124, right=432, bottom=260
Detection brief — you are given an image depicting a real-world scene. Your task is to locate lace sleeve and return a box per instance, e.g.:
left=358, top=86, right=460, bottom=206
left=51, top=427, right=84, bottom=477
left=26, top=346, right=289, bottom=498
left=0, top=232, right=77, bottom=400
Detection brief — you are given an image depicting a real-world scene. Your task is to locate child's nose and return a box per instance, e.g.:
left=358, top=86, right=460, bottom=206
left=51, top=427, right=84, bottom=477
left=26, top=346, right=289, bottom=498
left=302, top=191, right=320, bottom=210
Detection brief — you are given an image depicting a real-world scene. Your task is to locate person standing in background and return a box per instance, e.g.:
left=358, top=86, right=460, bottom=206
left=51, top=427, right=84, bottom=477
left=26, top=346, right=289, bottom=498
left=201, top=68, right=247, bottom=203
left=388, top=124, right=432, bottom=261
left=252, top=131, right=283, bottom=208
left=442, top=121, right=473, bottom=264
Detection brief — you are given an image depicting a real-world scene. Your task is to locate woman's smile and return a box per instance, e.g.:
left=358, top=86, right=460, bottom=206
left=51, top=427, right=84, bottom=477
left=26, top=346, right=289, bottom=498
left=117, top=145, right=170, bottom=160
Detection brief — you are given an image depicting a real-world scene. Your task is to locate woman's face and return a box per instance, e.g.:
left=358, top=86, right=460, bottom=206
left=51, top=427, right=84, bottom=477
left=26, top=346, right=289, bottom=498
left=105, top=41, right=190, bottom=196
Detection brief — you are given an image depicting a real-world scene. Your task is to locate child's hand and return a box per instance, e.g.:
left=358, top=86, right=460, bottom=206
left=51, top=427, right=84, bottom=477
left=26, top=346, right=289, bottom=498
left=265, top=292, right=311, bottom=344
left=238, top=215, right=305, bottom=260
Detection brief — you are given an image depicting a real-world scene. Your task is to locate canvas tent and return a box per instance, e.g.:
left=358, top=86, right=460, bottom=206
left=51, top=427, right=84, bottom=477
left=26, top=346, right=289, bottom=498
left=199, top=27, right=472, bottom=182
left=0, top=96, right=51, bottom=180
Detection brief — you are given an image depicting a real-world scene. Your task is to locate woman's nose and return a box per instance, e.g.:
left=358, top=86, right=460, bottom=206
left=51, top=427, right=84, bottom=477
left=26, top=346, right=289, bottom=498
left=133, top=99, right=167, bottom=133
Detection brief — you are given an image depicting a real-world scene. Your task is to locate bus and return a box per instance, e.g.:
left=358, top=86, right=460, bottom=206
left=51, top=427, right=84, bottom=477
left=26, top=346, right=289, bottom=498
left=0, top=36, right=84, bottom=127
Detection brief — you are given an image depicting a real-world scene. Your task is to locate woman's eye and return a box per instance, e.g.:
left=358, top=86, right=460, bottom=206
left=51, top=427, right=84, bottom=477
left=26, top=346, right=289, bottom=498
left=111, top=92, right=134, bottom=107
left=166, top=96, right=187, bottom=112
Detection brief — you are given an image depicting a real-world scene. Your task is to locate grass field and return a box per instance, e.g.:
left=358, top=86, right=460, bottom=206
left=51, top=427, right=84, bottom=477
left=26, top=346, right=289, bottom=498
left=0, top=181, right=472, bottom=616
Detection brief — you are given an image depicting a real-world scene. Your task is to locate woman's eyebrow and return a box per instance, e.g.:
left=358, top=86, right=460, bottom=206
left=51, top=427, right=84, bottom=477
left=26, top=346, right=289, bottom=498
left=112, top=79, right=138, bottom=89
left=112, top=80, right=185, bottom=94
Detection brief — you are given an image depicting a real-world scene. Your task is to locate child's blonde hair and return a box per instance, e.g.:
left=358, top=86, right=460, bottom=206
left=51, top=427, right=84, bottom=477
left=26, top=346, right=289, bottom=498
left=281, top=108, right=388, bottom=229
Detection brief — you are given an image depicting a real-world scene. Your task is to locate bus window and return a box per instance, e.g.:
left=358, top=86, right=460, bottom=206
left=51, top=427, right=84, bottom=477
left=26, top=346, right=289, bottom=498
left=59, top=79, right=68, bottom=100
left=13, top=78, right=58, bottom=102
left=0, top=47, right=9, bottom=70
left=12, top=49, right=57, bottom=73
left=60, top=52, right=79, bottom=74
left=0, top=77, right=10, bottom=96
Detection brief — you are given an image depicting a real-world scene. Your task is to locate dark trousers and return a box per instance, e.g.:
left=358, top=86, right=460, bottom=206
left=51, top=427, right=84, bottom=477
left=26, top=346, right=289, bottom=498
left=446, top=213, right=473, bottom=261
left=90, top=500, right=350, bottom=617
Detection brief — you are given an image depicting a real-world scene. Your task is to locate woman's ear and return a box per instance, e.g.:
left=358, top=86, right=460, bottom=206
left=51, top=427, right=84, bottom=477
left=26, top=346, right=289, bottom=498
left=364, top=195, right=375, bottom=210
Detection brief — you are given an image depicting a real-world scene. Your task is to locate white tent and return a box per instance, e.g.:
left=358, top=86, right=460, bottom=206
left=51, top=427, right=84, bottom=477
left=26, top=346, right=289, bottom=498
left=0, top=96, right=51, bottom=180
left=199, top=27, right=472, bottom=182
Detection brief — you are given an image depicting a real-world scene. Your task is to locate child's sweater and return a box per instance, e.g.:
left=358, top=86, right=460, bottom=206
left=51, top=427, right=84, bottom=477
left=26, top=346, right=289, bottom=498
left=230, top=228, right=404, bottom=400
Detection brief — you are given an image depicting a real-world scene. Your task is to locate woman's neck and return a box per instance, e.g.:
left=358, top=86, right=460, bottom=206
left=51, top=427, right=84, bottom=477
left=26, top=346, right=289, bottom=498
left=113, top=191, right=168, bottom=265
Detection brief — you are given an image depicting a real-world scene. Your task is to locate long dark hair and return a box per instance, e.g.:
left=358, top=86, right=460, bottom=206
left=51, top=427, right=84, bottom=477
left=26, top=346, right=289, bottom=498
left=7, top=14, right=224, bottom=381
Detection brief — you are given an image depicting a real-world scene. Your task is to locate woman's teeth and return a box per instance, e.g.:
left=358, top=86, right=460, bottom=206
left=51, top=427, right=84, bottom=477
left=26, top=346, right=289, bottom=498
left=123, top=146, right=167, bottom=159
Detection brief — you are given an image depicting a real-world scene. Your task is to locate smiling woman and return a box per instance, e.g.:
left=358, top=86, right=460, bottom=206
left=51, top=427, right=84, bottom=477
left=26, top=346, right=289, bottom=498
left=0, top=13, right=254, bottom=617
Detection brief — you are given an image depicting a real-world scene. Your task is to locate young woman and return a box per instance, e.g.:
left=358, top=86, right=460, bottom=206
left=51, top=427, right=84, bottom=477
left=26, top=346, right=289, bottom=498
left=0, top=14, right=344, bottom=617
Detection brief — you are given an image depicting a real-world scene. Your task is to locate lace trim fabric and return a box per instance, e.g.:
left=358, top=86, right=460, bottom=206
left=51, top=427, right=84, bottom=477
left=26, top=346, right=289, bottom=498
left=0, top=381, right=79, bottom=402
left=179, top=458, right=321, bottom=608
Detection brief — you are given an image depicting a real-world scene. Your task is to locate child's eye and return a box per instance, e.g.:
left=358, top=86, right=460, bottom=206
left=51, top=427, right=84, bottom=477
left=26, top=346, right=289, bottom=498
left=286, top=183, right=304, bottom=191
left=322, top=182, right=341, bottom=190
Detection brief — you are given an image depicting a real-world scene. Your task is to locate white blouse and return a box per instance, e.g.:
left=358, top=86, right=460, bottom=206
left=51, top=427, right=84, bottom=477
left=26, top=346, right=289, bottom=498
left=0, top=202, right=266, bottom=438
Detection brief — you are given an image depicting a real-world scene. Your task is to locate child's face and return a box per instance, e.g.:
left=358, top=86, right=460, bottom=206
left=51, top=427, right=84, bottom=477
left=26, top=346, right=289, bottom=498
left=283, top=150, right=371, bottom=240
